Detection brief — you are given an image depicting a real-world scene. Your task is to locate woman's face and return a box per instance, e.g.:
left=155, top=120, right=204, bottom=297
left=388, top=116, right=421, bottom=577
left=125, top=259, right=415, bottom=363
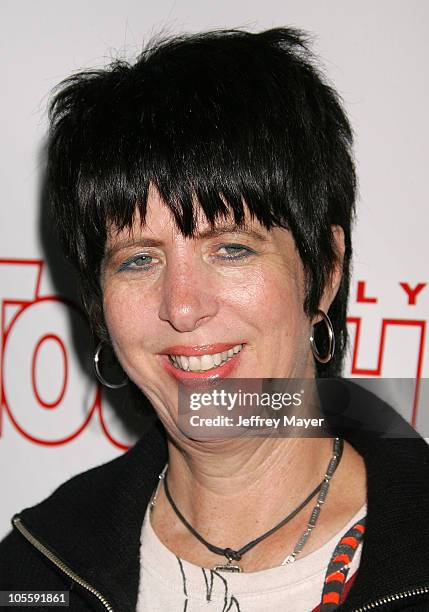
left=101, top=188, right=325, bottom=429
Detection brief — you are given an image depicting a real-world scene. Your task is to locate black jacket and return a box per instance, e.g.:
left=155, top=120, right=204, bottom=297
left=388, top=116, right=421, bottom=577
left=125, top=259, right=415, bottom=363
left=1, top=381, right=429, bottom=611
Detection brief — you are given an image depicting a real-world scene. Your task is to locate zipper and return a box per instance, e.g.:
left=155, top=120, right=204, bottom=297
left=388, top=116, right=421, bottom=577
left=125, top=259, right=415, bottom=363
left=12, top=516, right=115, bottom=611
left=351, top=585, right=429, bottom=611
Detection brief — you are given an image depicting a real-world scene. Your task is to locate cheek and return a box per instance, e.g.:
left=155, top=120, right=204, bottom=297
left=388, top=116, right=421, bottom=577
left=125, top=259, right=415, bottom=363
left=102, top=283, right=158, bottom=351
left=220, top=267, right=307, bottom=334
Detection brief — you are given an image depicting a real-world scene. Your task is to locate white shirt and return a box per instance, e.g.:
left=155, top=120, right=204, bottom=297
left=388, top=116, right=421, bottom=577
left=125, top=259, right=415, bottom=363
left=136, top=502, right=366, bottom=612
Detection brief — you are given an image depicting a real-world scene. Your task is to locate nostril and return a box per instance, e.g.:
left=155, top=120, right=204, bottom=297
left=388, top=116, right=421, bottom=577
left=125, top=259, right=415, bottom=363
left=158, top=299, right=217, bottom=333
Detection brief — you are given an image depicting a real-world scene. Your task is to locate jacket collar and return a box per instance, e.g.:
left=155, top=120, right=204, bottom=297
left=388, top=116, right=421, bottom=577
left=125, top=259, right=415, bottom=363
left=17, top=418, right=167, bottom=610
left=15, top=381, right=429, bottom=611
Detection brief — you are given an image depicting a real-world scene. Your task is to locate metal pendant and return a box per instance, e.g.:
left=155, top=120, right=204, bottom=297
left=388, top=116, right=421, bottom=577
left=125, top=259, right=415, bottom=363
left=213, top=561, right=242, bottom=573
left=213, top=548, right=243, bottom=572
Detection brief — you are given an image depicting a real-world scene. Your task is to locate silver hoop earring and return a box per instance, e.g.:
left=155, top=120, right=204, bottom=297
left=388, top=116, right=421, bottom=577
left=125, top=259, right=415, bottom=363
left=310, top=309, right=335, bottom=364
left=93, top=342, right=128, bottom=389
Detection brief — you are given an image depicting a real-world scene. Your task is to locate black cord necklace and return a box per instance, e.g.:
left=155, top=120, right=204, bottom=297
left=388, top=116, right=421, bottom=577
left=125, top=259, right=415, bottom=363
left=161, top=437, right=344, bottom=572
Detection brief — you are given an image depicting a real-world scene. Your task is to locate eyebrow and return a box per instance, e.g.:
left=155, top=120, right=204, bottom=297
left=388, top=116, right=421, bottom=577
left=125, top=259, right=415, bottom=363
left=103, top=224, right=268, bottom=262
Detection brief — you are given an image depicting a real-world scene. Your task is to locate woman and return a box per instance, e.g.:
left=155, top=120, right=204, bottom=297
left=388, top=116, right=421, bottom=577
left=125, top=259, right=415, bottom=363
left=1, top=28, right=428, bottom=611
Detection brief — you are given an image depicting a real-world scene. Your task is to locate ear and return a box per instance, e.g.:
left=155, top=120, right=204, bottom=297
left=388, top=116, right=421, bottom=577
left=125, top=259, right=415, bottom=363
left=317, top=225, right=345, bottom=315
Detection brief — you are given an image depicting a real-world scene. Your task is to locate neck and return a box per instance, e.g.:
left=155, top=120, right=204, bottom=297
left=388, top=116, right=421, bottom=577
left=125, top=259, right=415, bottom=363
left=150, top=431, right=367, bottom=572
left=165, top=435, right=334, bottom=531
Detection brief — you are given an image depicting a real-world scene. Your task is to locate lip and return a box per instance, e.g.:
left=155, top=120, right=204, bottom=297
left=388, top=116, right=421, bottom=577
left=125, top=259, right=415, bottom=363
left=158, top=344, right=245, bottom=385
left=160, top=342, right=246, bottom=357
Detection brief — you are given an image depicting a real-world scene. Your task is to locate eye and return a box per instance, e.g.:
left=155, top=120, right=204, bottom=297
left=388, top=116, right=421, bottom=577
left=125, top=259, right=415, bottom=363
left=118, top=254, right=154, bottom=272
left=215, top=243, right=256, bottom=260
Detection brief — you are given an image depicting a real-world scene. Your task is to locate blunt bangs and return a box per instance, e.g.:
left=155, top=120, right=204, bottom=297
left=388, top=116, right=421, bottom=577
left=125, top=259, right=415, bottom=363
left=47, top=27, right=356, bottom=376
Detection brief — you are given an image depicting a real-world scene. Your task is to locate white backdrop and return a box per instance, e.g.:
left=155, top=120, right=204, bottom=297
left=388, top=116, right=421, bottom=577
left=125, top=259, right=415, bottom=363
left=0, top=0, right=428, bottom=540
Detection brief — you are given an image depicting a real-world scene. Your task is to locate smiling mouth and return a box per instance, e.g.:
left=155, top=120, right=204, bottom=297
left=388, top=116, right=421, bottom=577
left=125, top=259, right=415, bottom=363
left=168, top=344, right=244, bottom=372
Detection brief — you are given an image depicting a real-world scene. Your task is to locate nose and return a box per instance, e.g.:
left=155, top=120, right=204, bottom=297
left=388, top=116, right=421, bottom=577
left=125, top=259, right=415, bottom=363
left=158, top=260, right=218, bottom=332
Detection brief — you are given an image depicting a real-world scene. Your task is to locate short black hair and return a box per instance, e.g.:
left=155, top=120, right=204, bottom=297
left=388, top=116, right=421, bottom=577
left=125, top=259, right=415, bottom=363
left=47, top=27, right=356, bottom=377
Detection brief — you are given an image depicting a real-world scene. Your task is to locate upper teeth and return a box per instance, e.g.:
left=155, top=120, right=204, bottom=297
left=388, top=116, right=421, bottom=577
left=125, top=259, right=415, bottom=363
left=169, top=344, right=244, bottom=372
